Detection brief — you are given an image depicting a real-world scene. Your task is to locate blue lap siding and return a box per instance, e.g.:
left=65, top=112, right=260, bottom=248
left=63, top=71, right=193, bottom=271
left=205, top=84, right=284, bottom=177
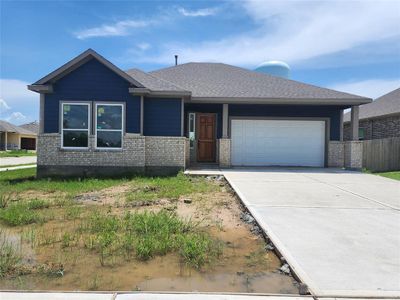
left=228, top=104, right=344, bottom=141
left=43, top=58, right=141, bottom=133
left=144, top=97, right=182, bottom=136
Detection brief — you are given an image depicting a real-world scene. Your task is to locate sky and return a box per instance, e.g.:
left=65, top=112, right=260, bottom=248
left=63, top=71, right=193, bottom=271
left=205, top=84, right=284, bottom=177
left=1, top=0, right=399, bottom=125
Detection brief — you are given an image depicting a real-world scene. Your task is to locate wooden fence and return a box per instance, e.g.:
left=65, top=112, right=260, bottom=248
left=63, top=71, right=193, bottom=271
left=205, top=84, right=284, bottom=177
left=362, top=137, right=400, bottom=172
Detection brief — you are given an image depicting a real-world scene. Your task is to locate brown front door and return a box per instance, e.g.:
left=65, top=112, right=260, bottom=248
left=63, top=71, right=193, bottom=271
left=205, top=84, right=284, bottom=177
left=197, top=113, right=216, bottom=162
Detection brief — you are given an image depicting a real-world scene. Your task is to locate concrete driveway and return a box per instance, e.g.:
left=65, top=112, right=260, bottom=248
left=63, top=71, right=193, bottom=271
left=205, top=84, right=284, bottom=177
left=223, top=168, right=400, bottom=297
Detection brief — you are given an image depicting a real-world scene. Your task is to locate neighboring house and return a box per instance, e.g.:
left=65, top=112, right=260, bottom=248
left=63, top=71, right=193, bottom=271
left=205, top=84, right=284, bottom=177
left=28, top=49, right=371, bottom=177
left=0, top=120, right=37, bottom=150
left=343, top=88, right=400, bottom=140
left=20, top=121, right=40, bottom=135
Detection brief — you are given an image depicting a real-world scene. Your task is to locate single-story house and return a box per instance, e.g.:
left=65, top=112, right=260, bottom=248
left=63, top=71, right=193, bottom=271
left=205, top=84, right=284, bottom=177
left=20, top=121, right=39, bottom=136
left=28, top=49, right=371, bottom=177
left=344, top=88, right=400, bottom=140
left=0, top=120, right=37, bottom=150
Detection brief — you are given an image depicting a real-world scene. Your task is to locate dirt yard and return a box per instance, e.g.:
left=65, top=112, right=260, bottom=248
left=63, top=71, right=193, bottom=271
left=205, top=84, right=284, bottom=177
left=0, top=169, right=299, bottom=293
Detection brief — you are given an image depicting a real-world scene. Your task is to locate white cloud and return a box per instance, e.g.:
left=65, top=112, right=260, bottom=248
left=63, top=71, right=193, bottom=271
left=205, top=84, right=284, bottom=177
left=74, top=20, right=154, bottom=39
left=0, top=79, right=34, bottom=102
left=136, top=42, right=151, bottom=51
left=0, top=79, right=38, bottom=124
left=178, top=7, right=218, bottom=17
left=145, top=0, right=400, bottom=66
left=5, top=112, right=28, bottom=124
left=330, top=79, right=400, bottom=99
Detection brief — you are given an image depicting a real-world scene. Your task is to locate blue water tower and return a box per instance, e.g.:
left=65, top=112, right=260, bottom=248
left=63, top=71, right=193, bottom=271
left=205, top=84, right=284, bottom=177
left=254, top=61, right=290, bottom=79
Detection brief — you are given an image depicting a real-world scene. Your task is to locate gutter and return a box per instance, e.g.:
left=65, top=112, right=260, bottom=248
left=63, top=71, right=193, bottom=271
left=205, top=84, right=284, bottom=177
left=129, top=87, right=191, bottom=97
left=189, top=97, right=372, bottom=106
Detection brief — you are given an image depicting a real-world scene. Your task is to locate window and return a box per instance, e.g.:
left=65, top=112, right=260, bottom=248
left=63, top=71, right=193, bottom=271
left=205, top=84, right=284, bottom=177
left=62, top=103, right=90, bottom=148
left=96, top=103, right=123, bottom=149
left=188, top=113, right=195, bottom=149
left=359, top=128, right=365, bottom=140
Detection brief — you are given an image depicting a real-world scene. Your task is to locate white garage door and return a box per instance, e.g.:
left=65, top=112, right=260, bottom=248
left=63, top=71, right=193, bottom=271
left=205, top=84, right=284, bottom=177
left=231, top=119, right=325, bottom=167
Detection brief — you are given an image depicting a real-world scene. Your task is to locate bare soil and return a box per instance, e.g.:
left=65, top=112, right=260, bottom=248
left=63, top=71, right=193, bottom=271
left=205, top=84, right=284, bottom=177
left=0, top=178, right=299, bottom=293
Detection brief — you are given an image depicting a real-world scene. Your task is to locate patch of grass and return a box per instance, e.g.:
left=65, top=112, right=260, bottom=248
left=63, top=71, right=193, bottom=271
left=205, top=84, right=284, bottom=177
left=1, top=163, right=37, bottom=168
left=64, top=205, right=83, bottom=220
left=0, top=150, right=36, bottom=158
left=27, top=199, right=50, bottom=210
left=374, top=171, right=400, bottom=181
left=0, top=168, right=128, bottom=197
left=179, top=232, right=223, bottom=269
left=0, top=230, right=22, bottom=277
left=126, top=172, right=217, bottom=202
left=0, top=202, right=45, bottom=226
left=78, top=210, right=221, bottom=268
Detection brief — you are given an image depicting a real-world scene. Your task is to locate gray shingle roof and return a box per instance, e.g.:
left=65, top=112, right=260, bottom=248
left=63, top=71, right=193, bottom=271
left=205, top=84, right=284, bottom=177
left=0, top=120, right=37, bottom=135
left=20, top=121, right=39, bottom=134
left=344, top=88, right=400, bottom=122
left=149, top=63, right=370, bottom=101
left=125, top=68, right=187, bottom=92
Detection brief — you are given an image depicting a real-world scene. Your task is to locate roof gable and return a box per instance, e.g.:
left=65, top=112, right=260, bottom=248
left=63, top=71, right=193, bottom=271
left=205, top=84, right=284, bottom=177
left=33, top=49, right=143, bottom=87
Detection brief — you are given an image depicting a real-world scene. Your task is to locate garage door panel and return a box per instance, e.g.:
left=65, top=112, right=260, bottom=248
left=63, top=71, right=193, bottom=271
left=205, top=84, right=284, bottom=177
left=231, top=119, right=325, bottom=167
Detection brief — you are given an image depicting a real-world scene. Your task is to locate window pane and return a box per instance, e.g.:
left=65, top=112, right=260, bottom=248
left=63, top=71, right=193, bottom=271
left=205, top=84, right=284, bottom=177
left=63, top=104, right=88, bottom=129
left=359, top=128, right=365, bottom=140
left=189, top=132, right=195, bottom=148
left=189, top=114, right=195, bottom=132
left=97, top=105, right=122, bottom=130
left=63, top=131, right=88, bottom=147
left=97, top=131, right=122, bottom=148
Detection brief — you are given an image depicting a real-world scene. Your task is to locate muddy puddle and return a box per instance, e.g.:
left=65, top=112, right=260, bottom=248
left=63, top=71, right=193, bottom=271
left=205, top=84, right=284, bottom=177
left=0, top=180, right=300, bottom=293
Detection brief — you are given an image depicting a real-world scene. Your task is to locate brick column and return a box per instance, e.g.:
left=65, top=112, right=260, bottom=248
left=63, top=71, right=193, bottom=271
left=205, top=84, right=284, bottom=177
left=219, top=138, right=231, bottom=168
left=344, top=141, right=363, bottom=170
left=346, top=106, right=363, bottom=170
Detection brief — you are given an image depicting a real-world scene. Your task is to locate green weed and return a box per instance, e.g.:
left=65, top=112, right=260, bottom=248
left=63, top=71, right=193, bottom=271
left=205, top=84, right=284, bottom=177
left=0, top=202, right=44, bottom=226
left=126, top=172, right=216, bottom=202
left=27, top=199, right=50, bottom=210
left=179, top=233, right=223, bottom=269
left=0, top=230, right=22, bottom=277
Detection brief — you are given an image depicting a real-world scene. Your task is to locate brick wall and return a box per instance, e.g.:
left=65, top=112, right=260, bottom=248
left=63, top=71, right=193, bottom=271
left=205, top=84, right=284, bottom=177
left=37, top=134, right=187, bottom=176
left=344, top=141, right=363, bottom=169
left=344, top=114, right=400, bottom=140
left=144, top=136, right=186, bottom=167
left=327, top=141, right=363, bottom=169
left=38, top=133, right=145, bottom=167
left=327, top=141, right=345, bottom=167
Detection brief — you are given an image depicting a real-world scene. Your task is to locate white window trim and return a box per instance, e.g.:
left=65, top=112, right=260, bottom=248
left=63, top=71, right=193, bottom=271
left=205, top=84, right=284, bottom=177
left=188, top=112, right=196, bottom=149
left=61, top=102, right=90, bottom=150
left=95, top=103, right=124, bottom=150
